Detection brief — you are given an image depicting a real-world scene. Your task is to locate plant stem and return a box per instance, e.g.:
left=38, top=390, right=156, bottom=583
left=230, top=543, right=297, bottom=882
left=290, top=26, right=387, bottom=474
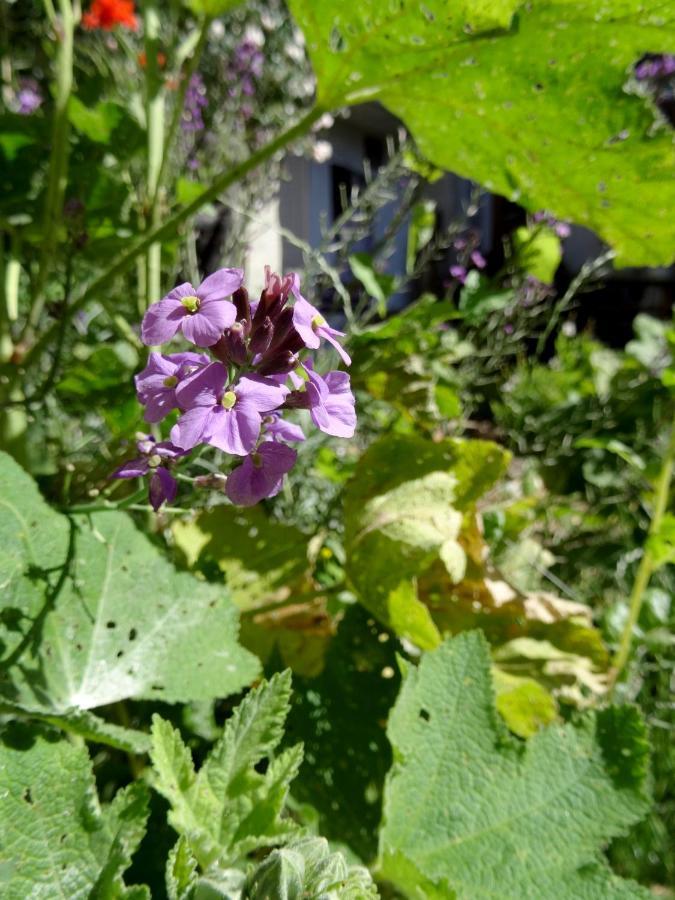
left=22, top=105, right=323, bottom=369
left=611, top=412, right=675, bottom=684
left=22, top=0, right=75, bottom=343
left=150, top=15, right=211, bottom=217
left=144, top=0, right=164, bottom=314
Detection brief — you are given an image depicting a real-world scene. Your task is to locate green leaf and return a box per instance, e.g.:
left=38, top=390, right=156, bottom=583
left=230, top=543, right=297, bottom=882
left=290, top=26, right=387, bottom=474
left=407, top=200, right=437, bottom=274
left=492, top=668, right=557, bottom=738
left=458, top=271, right=513, bottom=326
left=150, top=672, right=302, bottom=871
left=184, top=0, right=242, bottom=14
left=246, top=837, right=378, bottom=899
left=167, top=837, right=199, bottom=900
left=285, top=605, right=400, bottom=862
left=0, top=723, right=149, bottom=898
left=647, top=513, right=675, bottom=572
left=512, top=225, right=562, bottom=284
left=173, top=505, right=309, bottom=612
left=289, top=0, right=675, bottom=265
left=344, top=436, right=509, bottom=647
left=68, top=96, right=124, bottom=144
left=378, top=632, right=651, bottom=899
left=0, top=701, right=151, bottom=754
left=0, top=451, right=259, bottom=711
left=348, top=253, right=396, bottom=317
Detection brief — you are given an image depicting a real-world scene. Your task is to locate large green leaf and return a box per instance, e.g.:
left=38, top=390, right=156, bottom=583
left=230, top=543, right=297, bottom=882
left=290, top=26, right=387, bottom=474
left=0, top=451, right=259, bottom=712
left=150, top=671, right=302, bottom=871
left=344, top=436, right=509, bottom=648
left=378, top=631, right=652, bottom=899
left=289, top=0, right=675, bottom=265
left=0, top=723, right=149, bottom=899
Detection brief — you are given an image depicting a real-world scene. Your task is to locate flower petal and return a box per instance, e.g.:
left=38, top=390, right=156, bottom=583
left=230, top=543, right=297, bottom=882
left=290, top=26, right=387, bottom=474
left=207, top=402, right=260, bottom=456
left=181, top=309, right=227, bottom=347
left=236, top=374, right=288, bottom=412
left=149, top=467, right=177, bottom=511
left=175, top=362, right=227, bottom=409
left=171, top=405, right=213, bottom=450
left=197, top=267, right=244, bottom=302
left=113, top=457, right=149, bottom=479
left=141, top=298, right=185, bottom=346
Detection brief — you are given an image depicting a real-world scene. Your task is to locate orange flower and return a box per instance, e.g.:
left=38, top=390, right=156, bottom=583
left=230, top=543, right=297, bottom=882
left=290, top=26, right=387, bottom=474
left=82, top=0, right=138, bottom=31
left=138, top=50, right=167, bottom=69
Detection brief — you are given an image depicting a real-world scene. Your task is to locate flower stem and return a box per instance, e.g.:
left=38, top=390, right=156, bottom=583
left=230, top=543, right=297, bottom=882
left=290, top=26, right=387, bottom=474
left=21, top=0, right=75, bottom=344
left=22, top=105, right=324, bottom=369
left=150, top=15, right=211, bottom=217
left=144, top=0, right=164, bottom=313
left=610, top=411, right=675, bottom=685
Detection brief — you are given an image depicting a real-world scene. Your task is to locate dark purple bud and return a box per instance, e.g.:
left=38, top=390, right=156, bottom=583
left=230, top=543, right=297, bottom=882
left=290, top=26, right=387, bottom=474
left=249, top=316, right=274, bottom=356
left=233, top=286, right=251, bottom=330
left=283, top=389, right=310, bottom=409
left=257, top=350, right=299, bottom=376
left=211, top=323, right=247, bottom=366
left=194, top=472, right=228, bottom=491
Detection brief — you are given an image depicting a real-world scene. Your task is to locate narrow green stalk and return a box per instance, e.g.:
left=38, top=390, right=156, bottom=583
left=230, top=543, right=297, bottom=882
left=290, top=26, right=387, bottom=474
left=22, top=0, right=75, bottom=342
left=22, top=105, right=324, bottom=369
left=144, top=1, right=165, bottom=312
left=611, top=413, right=675, bottom=684
left=0, top=237, right=20, bottom=362
left=150, top=15, right=211, bottom=217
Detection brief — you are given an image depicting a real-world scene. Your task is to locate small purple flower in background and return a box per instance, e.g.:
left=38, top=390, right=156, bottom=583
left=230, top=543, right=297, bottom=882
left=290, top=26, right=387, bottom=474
left=135, top=350, right=209, bottom=422
left=113, top=435, right=186, bottom=511
left=14, top=78, right=42, bottom=115
left=532, top=210, right=571, bottom=240
left=225, top=441, right=297, bottom=506
left=504, top=322, right=515, bottom=335
left=450, top=265, right=467, bottom=284
left=125, top=265, right=355, bottom=510
left=181, top=73, right=208, bottom=133
left=141, top=268, right=243, bottom=347
left=635, top=54, right=675, bottom=81
left=470, top=250, right=486, bottom=270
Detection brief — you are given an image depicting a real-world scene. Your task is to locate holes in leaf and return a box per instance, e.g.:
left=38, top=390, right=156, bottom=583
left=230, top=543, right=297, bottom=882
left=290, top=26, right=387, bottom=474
left=329, top=26, right=345, bottom=53
left=419, top=708, right=430, bottom=722
left=116, top=650, right=124, bottom=659
left=106, top=621, right=116, bottom=629
left=22, top=787, right=33, bottom=804
left=533, top=83, right=544, bottom=92
left=420, top=3, right=435, bottom=22
left=151, top=684, right=163, bottom=691
left=128, top=628, right=137, bottom=641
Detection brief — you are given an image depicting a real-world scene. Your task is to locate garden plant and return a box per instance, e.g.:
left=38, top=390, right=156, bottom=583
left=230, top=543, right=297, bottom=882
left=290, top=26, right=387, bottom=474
left=0, top=0, right=674, bottom=897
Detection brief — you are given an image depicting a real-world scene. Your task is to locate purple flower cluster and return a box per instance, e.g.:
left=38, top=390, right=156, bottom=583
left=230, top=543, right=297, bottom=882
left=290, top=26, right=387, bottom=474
left=14, top=78, right=42, bottom=115
left=635, top=54, right=675, bottom=81
left=181, top=73, right=208, bottom=134
left=227, top=40, right=264, bottom=121
left=115, top=266, right=355, bottom=509
left=532, top=210, right=571, bottom=239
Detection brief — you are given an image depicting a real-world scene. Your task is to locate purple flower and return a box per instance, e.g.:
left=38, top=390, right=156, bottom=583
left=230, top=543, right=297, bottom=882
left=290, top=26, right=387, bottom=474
left=554, top=222, right=571, bottom=239
left=450, top=265, right=467, bottom=284
left=112, top=436, right=186, bottom=511
left=171, top=362, right=288, bottom=455
left=135, top=351, right=209, bottom=422
left=263, top=411, right=305, bottom=443
left=289, top=367, right=355, bottom=438
left=141, top=268, right=243, bottom=347
left=182, top=73, right=208, bottom=133
left=635, top=54, right=675, bottom=80
left=470, top=250, right=486, bottom=269
left=15, top=78, right=42, bottom=115
left=225, top=441, right=297, bottom=506
left=291, top=283, right=351, bottom=365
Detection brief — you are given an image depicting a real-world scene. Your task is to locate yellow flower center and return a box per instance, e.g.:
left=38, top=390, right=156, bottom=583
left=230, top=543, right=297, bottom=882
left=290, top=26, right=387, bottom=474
left=147, top=454, right=162, bottom=468
left=311, top=313, right=326, bottom=330
left=180, top=294, right=200, bottom=313
left=221, top=390, right=237, bottom=410
left=163, top=375, right=178, bottom=388
left=251, top=452, right=263, bottom=468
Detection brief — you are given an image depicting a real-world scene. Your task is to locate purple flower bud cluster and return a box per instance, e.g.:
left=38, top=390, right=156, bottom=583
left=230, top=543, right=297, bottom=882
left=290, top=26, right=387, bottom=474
left=115, top=266, right=355, bottom=510
left=449, top=233, right=487, bottom=286
left=226, top=39, right=264, bottom=121
left=532, top=210, right=571, bottom=239
left=635, top=54, right=675, bottom=81
left=14, top=78, right=43, bottom=115
left=181, top=73, right=208, bottom=134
